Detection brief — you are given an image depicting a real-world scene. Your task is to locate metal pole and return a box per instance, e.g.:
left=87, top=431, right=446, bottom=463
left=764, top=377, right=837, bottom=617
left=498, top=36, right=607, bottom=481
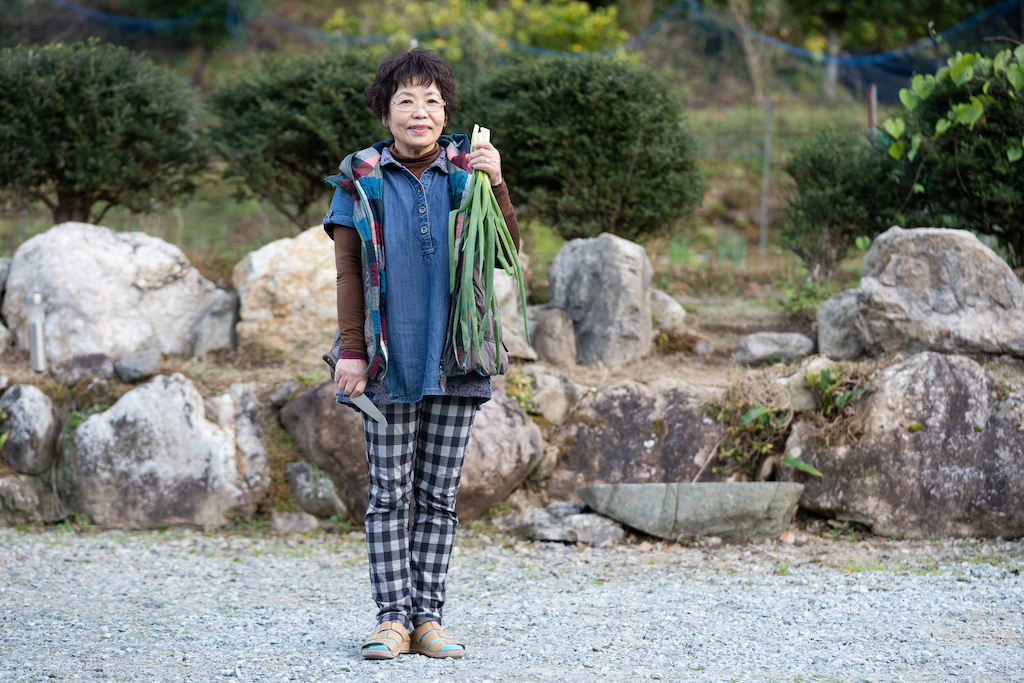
left=868, top=83, right=878, bottom=140
left=758, top=92, right=772, bottom=269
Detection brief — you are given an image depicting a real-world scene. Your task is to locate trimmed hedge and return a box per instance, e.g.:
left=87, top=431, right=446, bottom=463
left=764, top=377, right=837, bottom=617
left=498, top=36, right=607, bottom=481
left=0, top=40, right=206, bottom=225
left=208, top=50, right=384, bottom=230
left=456, top=58, right=705, bottom=241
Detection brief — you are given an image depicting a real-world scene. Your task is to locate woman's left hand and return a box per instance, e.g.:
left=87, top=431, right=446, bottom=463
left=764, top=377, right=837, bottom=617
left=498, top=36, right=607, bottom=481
left=469, top=140, right=503, bottom=187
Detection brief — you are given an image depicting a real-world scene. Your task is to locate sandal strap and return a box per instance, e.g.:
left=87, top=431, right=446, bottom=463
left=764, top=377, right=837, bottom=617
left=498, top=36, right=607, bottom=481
left=362, top=621, right=409, bottom=653
left=415, top=623, right=464, bottom=652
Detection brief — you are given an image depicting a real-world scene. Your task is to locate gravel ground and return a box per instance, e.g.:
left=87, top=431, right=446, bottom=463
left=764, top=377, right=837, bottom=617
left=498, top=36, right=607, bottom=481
left=1, top=527, right=1022, bottom=683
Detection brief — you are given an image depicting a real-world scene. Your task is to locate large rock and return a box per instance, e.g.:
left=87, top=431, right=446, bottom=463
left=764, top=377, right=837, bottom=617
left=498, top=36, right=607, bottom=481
left=856, top=227, right=1024, bottom=357
left=71, top=375, right=269, bottom=528
left=493, top=269, right=536, bottom=361
left=520, top=364, right=589, bottom=426
left=547, top=380, right=727, bottom=501
left=459, top=388, right=545, bottom=520
left=0, top=256, right=11, bottom=301
left=650, top=289, right=687, bottom=333
left=817, top=289, right=863, bottom=360
left=1, top=223, right=223, bottom=362
left=114, top=348, right=163, bottom=384
left=735, top=332, right=814, bottom=363
left=192, top=288, right=239, bottom=358
left=578, top=482, right=804, bottom=542
left=281, top=381, right=544, bottom=522
left=0, top=385, right=58, bottom=475
left=233, top=226, right=336, bottom=364
left=784, top=352, right=1024, bottom=538
left=280, top=382, right=368, bottom=520
left=531, top=309, right=576, bottom=368
left=548, top=233, right=653, bottom=366
left=51, top=353, right=115, bottom=387
left=0, top=473, right=67, bottom=526
left=521, top=502, right=624, bottom=546
left=287, top=460, right=348, bottom=520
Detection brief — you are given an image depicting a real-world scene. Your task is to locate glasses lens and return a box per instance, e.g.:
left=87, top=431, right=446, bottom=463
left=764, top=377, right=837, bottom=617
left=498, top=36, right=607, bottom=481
left=393, top=100, right=445, bottom=112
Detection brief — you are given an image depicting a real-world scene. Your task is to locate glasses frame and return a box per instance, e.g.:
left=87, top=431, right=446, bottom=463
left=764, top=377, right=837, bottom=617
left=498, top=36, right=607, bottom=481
left=390, top=98, right=447, bottom=113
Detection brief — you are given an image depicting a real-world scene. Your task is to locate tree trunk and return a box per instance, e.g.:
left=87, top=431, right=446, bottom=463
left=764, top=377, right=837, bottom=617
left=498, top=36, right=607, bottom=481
left=53, top=188, right=96, bottom=225
left=824, top=28, right=841, bottom=101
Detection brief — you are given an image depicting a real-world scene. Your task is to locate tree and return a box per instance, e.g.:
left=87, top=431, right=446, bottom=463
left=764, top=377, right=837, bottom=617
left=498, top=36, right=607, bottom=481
left=785, top=0, right=990, bottom=99
left=0, top=40, right=207, bottom=225
left=457, top=57, right=705, bottom=241
left=208, top=50, right=384, bottom=231
left=780, top=126, right=899, bottom=280
left=880, top=48, right=1024, bottom=265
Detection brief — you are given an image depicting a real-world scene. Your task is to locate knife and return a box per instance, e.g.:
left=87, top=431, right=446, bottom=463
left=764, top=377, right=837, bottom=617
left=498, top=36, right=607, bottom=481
left=350, top=393, right=388, bottom=427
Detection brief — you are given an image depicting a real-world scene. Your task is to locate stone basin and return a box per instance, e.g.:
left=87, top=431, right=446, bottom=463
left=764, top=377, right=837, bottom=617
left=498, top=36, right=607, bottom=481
left=576, top=482, right=804, bottom=542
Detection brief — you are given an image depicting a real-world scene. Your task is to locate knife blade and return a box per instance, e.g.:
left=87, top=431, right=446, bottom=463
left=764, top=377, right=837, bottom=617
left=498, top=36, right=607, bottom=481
left=350, top=393, right=388, bottom=427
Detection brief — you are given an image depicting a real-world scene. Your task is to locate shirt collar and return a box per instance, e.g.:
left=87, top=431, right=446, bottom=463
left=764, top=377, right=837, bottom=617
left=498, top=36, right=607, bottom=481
left=380, top=144, right=450, bottom=175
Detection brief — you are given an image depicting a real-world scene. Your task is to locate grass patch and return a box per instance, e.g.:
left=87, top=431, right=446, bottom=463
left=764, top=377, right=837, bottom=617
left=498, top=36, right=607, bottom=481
left=261, top=418, right=302, bottom=513
left=844, top=561, right=884, bottom=573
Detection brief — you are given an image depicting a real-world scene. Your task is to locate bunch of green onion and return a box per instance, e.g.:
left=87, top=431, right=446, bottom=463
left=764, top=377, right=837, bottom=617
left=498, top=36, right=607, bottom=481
left=447, top=124, right=529, bottom=373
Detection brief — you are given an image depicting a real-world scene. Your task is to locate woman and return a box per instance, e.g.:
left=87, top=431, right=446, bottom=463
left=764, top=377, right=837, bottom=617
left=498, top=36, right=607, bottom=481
left=322, top=48, right=519, bottom=661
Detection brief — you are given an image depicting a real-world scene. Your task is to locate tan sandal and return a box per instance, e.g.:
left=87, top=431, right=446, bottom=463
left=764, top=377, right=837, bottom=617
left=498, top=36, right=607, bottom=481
left=360, top=621, right=410, bottom=660
left=410, top=621, right=466, bottom=658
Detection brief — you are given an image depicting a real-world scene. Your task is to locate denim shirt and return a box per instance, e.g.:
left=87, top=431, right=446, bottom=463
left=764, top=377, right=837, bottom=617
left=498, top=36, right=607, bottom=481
left=325, top=146, right=490, bottom=405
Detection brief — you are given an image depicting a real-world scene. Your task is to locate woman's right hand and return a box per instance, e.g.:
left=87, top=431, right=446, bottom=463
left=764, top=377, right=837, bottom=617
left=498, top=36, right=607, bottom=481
left=335, top=358, right=368, bottom=398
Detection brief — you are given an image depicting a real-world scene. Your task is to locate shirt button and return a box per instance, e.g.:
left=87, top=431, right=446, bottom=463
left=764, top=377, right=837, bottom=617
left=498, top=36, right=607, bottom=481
left=419, top=205, right=426, bottom=214
left=417, top=186, right=423, bottom=194
left=420, top=226, right=428, bottom=234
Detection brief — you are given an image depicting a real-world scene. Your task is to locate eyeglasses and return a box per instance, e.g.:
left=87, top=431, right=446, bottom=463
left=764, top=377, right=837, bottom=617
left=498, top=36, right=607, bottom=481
left=391, top=97, right=446, bottom=113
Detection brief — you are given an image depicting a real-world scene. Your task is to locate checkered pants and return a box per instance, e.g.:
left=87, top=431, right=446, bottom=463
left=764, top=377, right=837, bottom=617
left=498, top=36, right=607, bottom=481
left=361, top=395, right=477, bottom=633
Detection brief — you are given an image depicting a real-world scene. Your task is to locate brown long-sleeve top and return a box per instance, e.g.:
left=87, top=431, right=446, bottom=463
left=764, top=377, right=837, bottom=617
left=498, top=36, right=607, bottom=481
left=331, top=143, right=520, bottom=359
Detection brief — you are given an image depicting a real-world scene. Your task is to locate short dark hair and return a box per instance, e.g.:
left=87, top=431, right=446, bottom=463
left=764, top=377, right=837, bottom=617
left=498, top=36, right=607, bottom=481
left=365, top=48, right=460, bottom=122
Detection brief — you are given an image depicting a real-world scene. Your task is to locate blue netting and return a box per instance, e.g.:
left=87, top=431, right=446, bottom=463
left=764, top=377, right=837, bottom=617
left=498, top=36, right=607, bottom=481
left=52, top=0, right=1024, bottom=100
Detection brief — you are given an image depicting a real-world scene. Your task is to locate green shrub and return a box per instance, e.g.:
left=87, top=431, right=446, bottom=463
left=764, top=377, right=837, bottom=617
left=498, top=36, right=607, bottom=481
left=0, top=40, right=207, bottom=225
left=881, top=48, right=1024, bottom=264
left=780, top=125, right=899, bottom=280
left=457, top=58, right=705, bottom=242
left=207, top=50, right=384, bottom=231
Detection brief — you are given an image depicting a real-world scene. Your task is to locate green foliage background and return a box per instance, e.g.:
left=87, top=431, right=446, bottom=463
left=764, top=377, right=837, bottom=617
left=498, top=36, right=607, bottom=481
left=208, top=50, right=385, bottom=230
left=0, top=40, right=207, bottom=225
left=456, top=57, right=705, bottom=241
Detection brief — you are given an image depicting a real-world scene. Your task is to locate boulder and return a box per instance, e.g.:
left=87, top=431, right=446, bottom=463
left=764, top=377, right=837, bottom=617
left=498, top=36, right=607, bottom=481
left=735, top=332, right=814, bottom=364
left=784, top=352, right=1024, bottom=538
left=547, top=379, right=727, bottom=501
left=71, top=375, right=269, bottom=529
left=233, top=226, right=336, bottom=364
left=0, top=475, right=61, bottom=526
left=192, top=288, right=239, bottom=358
left=577, top=482, right=804, bottom=542
left=650, top=289, right=687, bottom=333
left=1, top=223, right=223, bottom=362
left=0, top=256, right=11, bottom=301
left=531, top=309, right=577, bottom=368
left=521, top=503, right=624, bottom=546
left=493, top=269, right=536, bottom=361
left=282, top=380, right=544, bottom=522
left=287, top=460, right=348, bottom=520
left=0, top=322, right=10, bottom=353
left=817, top=289, right=863, bottom=360
left=548, top=233, right=653, bottom=366
left=270, top=510, right=320, bottom=533
left=459, top=388, right=545, bottom=520
left=856, top=227, right=1024, bottom=357
left=775, top=357, right=835, bottom=413
left=0, top=385, right=58, bottom=475
left=269, top=379, right=300, bottom=407
left=520, top=364, right=589, bottom=426
left=280, top=381, right=368, bottom=520
left=114, top=348, right=163, bottom=384
left=51, top=354, right=114, bottom=387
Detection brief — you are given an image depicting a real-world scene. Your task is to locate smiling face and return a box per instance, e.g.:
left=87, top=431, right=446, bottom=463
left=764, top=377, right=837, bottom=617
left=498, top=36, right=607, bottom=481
left=384, top=81, right=447, bottom=158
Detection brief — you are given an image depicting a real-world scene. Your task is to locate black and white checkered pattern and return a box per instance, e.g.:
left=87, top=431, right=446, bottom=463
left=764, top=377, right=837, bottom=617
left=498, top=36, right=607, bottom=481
left=361, top=396, right=477, bottom=633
